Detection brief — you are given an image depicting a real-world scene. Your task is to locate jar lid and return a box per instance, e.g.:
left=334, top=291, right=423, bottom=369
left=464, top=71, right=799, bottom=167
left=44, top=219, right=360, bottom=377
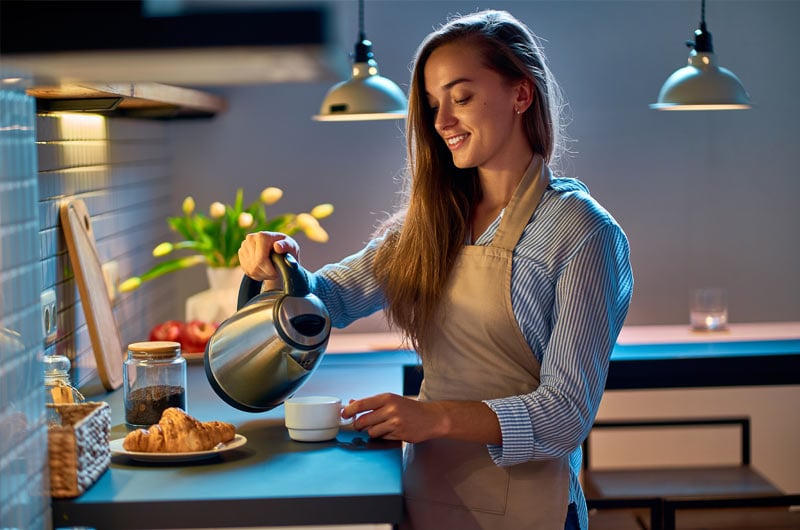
left=128, top=341, right=181, bottom=359
left=43, top=354, right=71, bottom=375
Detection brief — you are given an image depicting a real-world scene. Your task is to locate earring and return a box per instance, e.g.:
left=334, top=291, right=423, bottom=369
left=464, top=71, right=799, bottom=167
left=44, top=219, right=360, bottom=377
left=515, top=108, right=521, bottom=115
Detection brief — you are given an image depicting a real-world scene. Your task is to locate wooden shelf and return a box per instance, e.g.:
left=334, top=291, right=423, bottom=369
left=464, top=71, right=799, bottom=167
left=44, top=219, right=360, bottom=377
left=28, top=82, right=227, bottom=119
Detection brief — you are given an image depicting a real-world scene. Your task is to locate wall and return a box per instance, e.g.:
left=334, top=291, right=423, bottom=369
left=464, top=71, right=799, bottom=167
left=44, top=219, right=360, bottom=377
left=0, top=80, right=49, bottom=530
left=37, top=114, right=176, bottom=390
left=171, top=0, right=800, bottom=327
left=0, top=93, right=178, bottom=527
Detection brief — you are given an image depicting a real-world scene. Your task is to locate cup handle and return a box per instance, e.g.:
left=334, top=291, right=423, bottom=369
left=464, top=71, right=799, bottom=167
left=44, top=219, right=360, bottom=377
left=339, top=407, right=354, bottom=427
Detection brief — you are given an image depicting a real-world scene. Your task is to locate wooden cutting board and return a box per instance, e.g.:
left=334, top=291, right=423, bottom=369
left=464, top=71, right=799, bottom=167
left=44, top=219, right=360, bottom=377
left=60, top=199, right=124, bottom=390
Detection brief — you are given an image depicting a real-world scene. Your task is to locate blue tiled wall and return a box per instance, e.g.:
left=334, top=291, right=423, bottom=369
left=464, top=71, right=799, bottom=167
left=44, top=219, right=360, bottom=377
left=1, top=85, right=179, bottom=528
left=0, top=81, right=49, bottom=529
left=37, top=113, right=177, bottom=387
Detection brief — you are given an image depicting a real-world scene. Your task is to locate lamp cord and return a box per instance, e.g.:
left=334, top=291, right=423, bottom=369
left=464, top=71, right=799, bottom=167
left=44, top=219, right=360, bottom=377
left=353, top=0, right=373, bottom=63
left=358, top=0, right=365, bottom=41
left=688, top=0, right=713, bottom=53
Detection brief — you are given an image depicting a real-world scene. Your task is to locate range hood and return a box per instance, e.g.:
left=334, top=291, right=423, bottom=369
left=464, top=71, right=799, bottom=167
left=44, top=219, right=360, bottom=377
left=0, top=0, right=340, bottom=118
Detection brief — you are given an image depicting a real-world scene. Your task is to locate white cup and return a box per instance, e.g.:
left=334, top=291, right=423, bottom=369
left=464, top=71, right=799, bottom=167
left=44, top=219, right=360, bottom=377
left=284, top=396, right=347, bottom=442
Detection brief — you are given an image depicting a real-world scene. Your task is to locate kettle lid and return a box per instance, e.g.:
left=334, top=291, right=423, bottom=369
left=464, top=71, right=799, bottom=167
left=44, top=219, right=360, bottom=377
left=274, top=294, right=331, bottom=350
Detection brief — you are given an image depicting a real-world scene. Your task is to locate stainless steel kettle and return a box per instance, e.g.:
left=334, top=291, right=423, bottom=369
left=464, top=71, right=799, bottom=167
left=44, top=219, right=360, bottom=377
left=204, top=252, right=331, bottom=412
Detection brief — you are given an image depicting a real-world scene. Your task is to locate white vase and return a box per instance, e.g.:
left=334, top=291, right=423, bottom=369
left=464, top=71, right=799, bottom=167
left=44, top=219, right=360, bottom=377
left=184, top=266, right=243, bottom=323
left=205, top=267, right=243, bottom=291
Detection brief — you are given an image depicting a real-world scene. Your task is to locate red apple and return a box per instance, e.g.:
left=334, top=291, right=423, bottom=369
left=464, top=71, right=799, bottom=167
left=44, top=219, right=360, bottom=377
left=181, top=320, right=219, bottom=353
left=148, top=320, right=184, bottom=343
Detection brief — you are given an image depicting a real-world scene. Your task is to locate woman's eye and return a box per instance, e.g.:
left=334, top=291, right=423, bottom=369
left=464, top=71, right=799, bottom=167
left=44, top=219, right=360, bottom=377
left=454, top=96, right=471, bottom=105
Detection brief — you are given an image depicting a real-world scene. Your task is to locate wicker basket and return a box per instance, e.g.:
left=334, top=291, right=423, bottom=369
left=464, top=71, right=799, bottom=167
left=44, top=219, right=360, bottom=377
left=48, top=401, right=111, bottom=498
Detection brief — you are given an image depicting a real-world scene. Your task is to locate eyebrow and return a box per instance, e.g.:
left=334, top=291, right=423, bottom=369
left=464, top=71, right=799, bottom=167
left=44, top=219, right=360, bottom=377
left=425, top=77, right=473, bottom=96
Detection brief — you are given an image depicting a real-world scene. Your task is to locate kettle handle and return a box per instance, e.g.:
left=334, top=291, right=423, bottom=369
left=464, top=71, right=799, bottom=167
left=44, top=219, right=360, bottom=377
left=237, top=252, right=310, bottom=310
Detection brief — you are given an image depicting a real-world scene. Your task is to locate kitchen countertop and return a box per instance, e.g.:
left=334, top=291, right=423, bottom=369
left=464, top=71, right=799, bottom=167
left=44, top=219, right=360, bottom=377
left=371, top=322, right=800, bottom=393
left=53, top=322, right=800, bottom=528
left=52, top=353, right=406, bottom=530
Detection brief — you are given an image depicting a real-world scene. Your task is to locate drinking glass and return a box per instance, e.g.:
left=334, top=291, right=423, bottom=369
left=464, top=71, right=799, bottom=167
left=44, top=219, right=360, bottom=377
left=690, top=288, right=728, bottom=331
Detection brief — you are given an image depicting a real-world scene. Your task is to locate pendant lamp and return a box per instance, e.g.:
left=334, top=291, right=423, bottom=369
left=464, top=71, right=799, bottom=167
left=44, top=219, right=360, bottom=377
left=313, top=0, right=407, bottom=121
left=650, top=0, right=751, bottom=111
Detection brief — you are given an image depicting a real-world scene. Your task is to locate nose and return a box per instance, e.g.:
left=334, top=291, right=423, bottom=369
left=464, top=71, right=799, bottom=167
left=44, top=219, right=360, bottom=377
left=434, top=102, right=456, bottom=133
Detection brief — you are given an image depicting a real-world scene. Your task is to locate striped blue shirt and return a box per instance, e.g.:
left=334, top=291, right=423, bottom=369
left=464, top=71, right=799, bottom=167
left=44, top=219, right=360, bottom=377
left=308, top=177, right=633, bottom=530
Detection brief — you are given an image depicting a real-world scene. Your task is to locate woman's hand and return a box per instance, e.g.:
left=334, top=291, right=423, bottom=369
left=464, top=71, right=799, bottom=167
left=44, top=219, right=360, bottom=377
left=238, top=231, right=300, bottom=281
left=342, top=393, right=502, bottom=445
left=342, top=393, right=448, bottom=443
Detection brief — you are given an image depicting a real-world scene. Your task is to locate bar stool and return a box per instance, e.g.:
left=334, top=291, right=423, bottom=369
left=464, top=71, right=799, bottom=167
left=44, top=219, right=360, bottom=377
left=663, top=493, right=800, bottom=529
left=581, top=417, right=786, bottom=530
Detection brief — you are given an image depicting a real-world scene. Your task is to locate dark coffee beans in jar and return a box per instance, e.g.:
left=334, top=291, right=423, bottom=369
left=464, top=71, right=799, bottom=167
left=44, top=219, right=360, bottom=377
left=125, top=385, right=186, bottom=426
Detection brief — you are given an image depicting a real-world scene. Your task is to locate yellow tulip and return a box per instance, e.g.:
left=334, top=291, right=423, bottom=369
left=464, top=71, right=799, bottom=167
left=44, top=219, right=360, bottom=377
left=119, top=277, right=142, bottom=293
left=260, top=187, right=283, bottom=205
left=182, top=196, right=195, bottom=215
left=238, top=212, right=254, bottom=228
left=310, top=203, right=334, bottom=219
left=295, top=213, right=319, bottom=230
left=209, top=201, right=226, bottom=219
left=152, top=242, right=173, bottom=257
left=305, top=225, right=329, bottom=243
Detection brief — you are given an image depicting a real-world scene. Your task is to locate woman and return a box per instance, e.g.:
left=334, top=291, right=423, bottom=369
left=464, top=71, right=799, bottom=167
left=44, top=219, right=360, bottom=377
left=239, top=10, right=633, bottom=530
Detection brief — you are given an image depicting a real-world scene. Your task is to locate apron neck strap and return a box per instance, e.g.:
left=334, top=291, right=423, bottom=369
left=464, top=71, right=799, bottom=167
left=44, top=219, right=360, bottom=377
left=492, top=154, right=550, bottom=251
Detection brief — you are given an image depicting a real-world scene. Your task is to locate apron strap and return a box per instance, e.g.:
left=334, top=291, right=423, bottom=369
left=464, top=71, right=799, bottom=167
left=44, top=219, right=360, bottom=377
left=492, top=154, right=551, bottom=252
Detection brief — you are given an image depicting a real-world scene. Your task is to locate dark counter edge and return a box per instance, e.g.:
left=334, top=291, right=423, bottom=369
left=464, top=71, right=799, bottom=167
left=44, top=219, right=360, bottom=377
left=53, top=494, right=403, bottom=529
left=404, top=354, right=800, bottom=394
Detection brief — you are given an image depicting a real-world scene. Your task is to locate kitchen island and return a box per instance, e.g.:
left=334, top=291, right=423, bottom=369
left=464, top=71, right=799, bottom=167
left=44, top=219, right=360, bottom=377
left=52, top=352, right=407, bottom=530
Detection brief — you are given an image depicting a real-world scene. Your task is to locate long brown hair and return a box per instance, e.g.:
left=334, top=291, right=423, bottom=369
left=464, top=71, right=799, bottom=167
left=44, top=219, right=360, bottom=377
left=374, top=10, right=567, bottom=355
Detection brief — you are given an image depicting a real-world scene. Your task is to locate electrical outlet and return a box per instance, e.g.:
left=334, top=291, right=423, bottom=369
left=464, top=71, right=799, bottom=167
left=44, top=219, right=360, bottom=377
left=41, top=289, right=57, bottom=343
left=102, top=260, right=119, bottom=302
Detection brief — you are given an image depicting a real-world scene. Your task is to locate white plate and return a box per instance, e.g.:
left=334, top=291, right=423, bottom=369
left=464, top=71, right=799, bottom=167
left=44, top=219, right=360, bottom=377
left=110, top=434, right=247, bottom=463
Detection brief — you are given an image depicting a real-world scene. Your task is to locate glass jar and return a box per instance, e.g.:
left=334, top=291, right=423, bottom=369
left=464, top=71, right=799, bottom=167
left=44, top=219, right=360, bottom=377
left=44, top=354, right=85, bottom=404
left=44, top=354, right=85, bottom=425
left=124, top=341, right=187, bottom=428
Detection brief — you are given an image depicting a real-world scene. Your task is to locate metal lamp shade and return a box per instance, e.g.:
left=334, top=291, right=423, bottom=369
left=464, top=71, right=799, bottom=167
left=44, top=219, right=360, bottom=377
left=651, top=51, right=751, bottom=111
left=313, top=60, right=407, bottom=121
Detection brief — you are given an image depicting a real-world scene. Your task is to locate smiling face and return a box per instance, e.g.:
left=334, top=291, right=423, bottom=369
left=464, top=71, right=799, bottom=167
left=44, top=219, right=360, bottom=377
left=424, top=41, right=528, bottom=173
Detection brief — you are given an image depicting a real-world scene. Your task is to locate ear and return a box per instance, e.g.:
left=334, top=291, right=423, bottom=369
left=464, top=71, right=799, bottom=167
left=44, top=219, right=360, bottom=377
left=513, top=78, right=535, bottom=114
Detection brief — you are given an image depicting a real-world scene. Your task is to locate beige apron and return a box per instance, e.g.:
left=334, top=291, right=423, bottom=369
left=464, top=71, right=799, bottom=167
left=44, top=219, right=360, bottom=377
left=402, top=154, right=571, bottom=530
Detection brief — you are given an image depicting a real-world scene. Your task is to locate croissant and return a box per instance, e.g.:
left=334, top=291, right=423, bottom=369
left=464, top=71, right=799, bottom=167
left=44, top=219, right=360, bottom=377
left=123, top=407, right=236, bottom=453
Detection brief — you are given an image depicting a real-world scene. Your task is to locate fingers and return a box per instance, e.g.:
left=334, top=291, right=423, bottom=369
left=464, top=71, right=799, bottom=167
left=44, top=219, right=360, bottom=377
left=342, top=393, right=417, bottom=441
left=238, top=232, right=300, bottom=280
left=273, top=237, right=299, bottom=256
left=341, top=393, right=392, bottom=418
